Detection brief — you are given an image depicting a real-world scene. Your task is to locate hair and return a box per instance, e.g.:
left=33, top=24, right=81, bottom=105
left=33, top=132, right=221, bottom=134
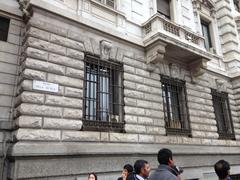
left=134, top=160, right=148, bottom=175
left=88, top=172, right=97, bottom=180
left=157, top=148, right=173, bottom=165
left=214, top=160, right=230, bottom=179
left=123, top=164, right=134, bottom=173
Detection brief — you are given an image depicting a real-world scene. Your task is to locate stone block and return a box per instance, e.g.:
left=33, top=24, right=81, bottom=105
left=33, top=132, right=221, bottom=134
left=28, top=27, right=50, bottom=41
left=109, top=133, right=138, bottom=142
left=43, top=118, right=82, bottom=130
left=29, top=18, right=68, bottom=36
left=45, top=95, right=82, bottom=108
left=63, top=108, right=82, bottom=119
left=48, top=74, right=83, bottom=88
left=17, top=91, right=44, bottom=104
left=62, top=131, right=100, bottom=141
left=138, top=117, right=154, bottom=125
left=15, top=129, right=61, bottom=141
left=124, top=115, right=138, bottom=123
left=139, top=134, right=154, bottom=143
left=124, top=106, right=145, bottom=116
left=16, top=116, right=42, bottom=128
left=17, top=104, right=62, bottom=117
left=49, top=53, right=84, bottom=69
left=67, top=48, right=84, bottom=60
left=124, top=89, right=144, bottom=99
left=65, top=87, right=83, bottom=98
left=26, top=47, right=48, bottom=60
left=50, top=34, right=85, bottom=51
left=25, top=58, right=65, bottom=75
left=125, top=124, right=146, bottom=133
left=22, top=69, right=46, bottom=81
left=66, top=67, right=84, bottom=79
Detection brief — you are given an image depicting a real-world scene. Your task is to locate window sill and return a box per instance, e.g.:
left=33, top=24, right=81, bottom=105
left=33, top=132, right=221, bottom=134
left=82, top=120, right=124, bottom=132
left=90, top=0, right=125, bottom=17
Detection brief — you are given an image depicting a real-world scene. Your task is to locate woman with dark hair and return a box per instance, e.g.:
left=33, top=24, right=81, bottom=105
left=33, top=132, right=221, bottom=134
left=88, top=172, right=97, bottom=180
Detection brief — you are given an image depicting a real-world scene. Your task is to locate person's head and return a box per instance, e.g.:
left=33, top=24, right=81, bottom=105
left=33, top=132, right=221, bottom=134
left=88, top=172, right=97, bottom=180
left=158, top=148, right=174, bottom=167
left=134, top=160, right=150, bottom=178
left=214, top=160, right=230, bottom=180
left=122, top=164, right=133, bottom=175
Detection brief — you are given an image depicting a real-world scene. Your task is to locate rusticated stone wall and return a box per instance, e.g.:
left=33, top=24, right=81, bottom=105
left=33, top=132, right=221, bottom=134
left=7, top=7, right=240, bottom=180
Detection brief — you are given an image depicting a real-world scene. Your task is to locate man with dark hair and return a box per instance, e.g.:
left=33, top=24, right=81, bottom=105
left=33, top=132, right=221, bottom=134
left=127, top=160, right=151, bottom=180
left=149, top=148, right=178, bottom=180
left=118, top=164, right=134, bottom=180
left=214, top=160, right=232, bottom=180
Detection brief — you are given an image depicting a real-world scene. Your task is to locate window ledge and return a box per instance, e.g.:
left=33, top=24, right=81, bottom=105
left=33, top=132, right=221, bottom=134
left=90, top=0, right=125, bottom=17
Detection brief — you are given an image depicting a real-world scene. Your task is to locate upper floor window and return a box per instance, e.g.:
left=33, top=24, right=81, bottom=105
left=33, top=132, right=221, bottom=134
left=161, top=75, right=191, bottom=136
left=157, top=0, right=171, bottom=19
left=97, top=0, right=115, bottom=8
left=83, top=55, right=124, bottom=132
left=0, top=16, right=10, bottom=42
left=201, top=19, right=212, bottom=50
left=211, top=89, right=235, bottom=140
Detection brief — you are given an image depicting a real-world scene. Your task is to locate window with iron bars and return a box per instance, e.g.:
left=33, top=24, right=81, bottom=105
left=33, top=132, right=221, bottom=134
left=0, top=16, right=10, bottom=42
left=83, top=55, right=124, bottom=132
left=161, top=75, right=191, bottom=136
left=96, top=0, right=115, bottom=8
left=211, top=89, right=235, bottom=140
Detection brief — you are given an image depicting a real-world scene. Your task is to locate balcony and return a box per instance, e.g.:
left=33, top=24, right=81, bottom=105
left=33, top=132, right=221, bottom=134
left=142, top=13, right=213, bottom=77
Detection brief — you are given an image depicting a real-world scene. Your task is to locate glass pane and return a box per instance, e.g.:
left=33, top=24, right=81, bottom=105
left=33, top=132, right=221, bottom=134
left=201, top=21, right=212, bottom=50
left=157, top=0, right=171, bottom=19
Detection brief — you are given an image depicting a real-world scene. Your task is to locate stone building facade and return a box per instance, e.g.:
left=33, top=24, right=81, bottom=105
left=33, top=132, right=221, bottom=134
left=0, top=0, right=240, bottom=179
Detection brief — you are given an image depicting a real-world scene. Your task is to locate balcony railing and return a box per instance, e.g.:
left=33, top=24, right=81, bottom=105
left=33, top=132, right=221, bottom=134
left=143, top=14, right=205, bottom=47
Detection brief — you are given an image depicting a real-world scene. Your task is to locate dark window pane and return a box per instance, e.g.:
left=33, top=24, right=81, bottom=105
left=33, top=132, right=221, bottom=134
left=211, top=89, right=235, bottom=140
left=157, top=0, right=171, bottom=19
left=201, top=20, right=212, bottom=50
left=161, top=75, right=190, bottom=136
left=0, top=16, right=10, bottom=42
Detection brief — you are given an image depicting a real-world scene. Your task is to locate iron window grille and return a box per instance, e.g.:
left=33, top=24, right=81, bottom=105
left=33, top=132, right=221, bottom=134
left=0, top=16, right=10, bottom=42
left=211, top=89, right=235, bottom=140
left=161, top=75, right=191, bottom=136
left=83, top=55, right=124, bottom=132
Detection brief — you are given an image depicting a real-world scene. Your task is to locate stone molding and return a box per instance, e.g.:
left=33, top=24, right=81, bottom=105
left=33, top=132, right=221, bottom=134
left=9, top=142, right=240, bottom=157
left=100, top=40, right=112, bottom=60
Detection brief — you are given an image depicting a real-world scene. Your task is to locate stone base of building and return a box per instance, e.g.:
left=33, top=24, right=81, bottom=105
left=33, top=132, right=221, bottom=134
left=5, top=142, right=240, bottom=180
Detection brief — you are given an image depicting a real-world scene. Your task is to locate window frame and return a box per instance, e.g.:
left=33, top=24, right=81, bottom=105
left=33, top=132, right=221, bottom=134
left=157, top=0, right=172, bottom=19
left=201, top=19, right=212, bottom=50
left=0, top=16, right=10, bottom=42
left=161, top=75, right=191, bottom=136
left=211, top=89, right=235, bottom=140
left=82, top=54, right=124, bottom=132
left=96, top=0, right=115, bottom=9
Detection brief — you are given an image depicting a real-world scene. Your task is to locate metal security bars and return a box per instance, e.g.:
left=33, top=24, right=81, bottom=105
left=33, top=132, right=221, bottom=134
left=211, top=89, right=235, bottom=140
left=83, top=55, right=124, bottom=132
left=0, top=16, right=10, bottom=42
left=161, top=75, right=191, bottom=136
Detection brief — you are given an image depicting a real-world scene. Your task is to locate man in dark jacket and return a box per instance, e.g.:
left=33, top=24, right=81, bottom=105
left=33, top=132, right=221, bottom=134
left=214, top=160, right=232, bottom=180
left=149, top=148, right=179, bottom=180
left=127, top=160, right=151, bottom=180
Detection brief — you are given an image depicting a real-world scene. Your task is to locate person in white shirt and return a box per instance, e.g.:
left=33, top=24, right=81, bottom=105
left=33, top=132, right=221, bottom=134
left=127, top=160, right=150, bottom=180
